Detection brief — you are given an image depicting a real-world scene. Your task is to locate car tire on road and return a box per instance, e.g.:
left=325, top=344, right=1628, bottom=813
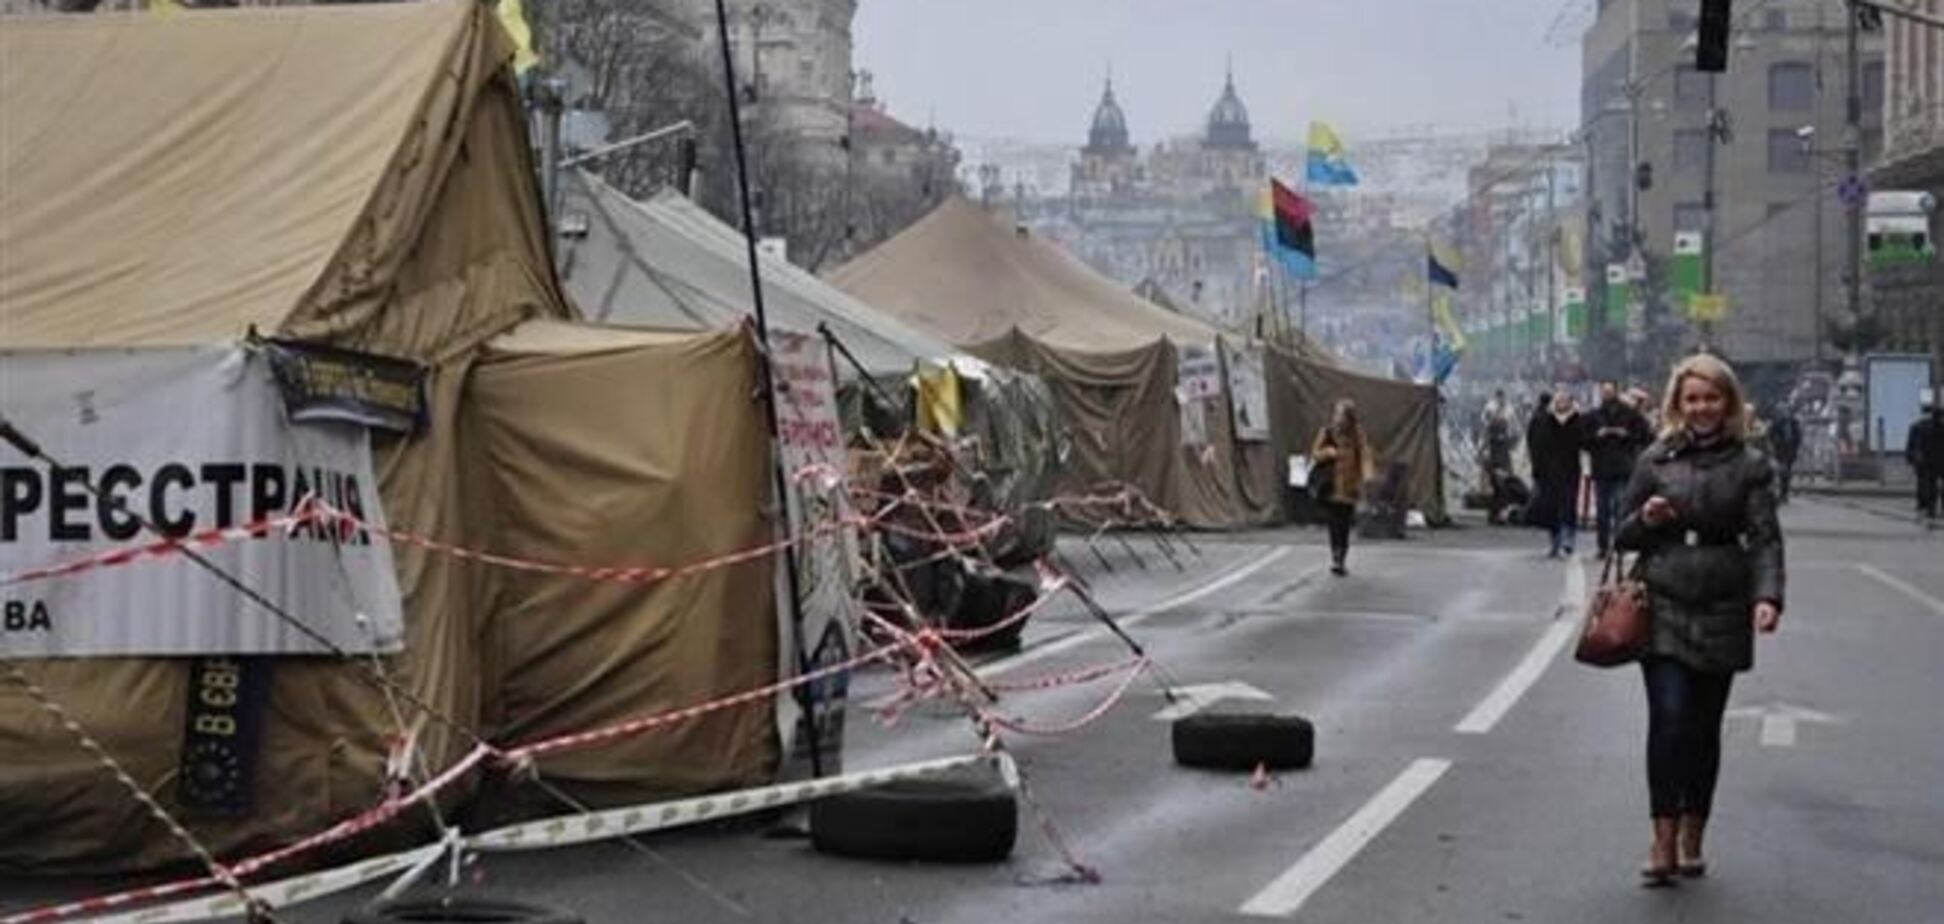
left=810, top=770, right=1018, bottom=863
left=1172, top=712, right=1315, bottom=771
left=344, top=894, right=582, bottom=924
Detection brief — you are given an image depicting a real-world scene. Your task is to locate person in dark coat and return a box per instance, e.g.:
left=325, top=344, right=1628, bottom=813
left=1614, top=353, right=1785, bottom=886
left=1588, top=380, right=1653, bottom=556
left=1524, top=392, right=1552, bottom=525
left=1767, top=403, right=1804, bottom=503
left=1905, top=398, right=1944, bottom=519
left=1528, top=388, right=1588, bottom=557
left=1483, top=404, right=1517, bottom=524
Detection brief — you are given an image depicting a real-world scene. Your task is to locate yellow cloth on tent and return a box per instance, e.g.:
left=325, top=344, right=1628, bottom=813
left=915, top=364, right=963, bottom=436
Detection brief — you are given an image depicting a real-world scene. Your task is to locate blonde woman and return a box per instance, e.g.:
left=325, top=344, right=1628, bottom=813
left=1310, top=399, right=1377, bottom=576
left=1614, top=354, right=1785, bottom=886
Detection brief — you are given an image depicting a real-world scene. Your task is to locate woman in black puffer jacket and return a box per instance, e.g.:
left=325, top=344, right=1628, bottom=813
left=1614, top=353, right=1784, bottom=886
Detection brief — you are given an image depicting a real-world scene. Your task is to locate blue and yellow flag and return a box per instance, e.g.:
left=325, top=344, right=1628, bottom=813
left=1305, top=121, right=1359, bottom=187
left=1428, top=238, right=1462, bottom=290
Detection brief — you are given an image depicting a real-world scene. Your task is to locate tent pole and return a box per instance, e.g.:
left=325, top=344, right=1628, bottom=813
left=712, top=0, right=821, bottom=778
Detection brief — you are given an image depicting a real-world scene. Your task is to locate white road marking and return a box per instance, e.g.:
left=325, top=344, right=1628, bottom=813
left=1149, top=681, right=1274, bottom=721
left=977, top=546, right=1296, bottom=679
left=1238, top=758, right=1453, bottom=918
left=1725, top=703, right=1843, bottom=748
left=1857, top=564, right=1944, bottom=619
left=1452, top=559, right=1586, bottom=735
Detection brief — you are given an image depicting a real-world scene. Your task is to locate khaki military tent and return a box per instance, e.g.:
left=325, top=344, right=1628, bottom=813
left=556, top=173, right=1062, bottom=554
left=0, top=1, right=775, bottom=873
left=832, top=199, right=1446, bottom=523
left=829, top=198, right=1285, bottom=528
left=560, top=172, right=954, bottom=376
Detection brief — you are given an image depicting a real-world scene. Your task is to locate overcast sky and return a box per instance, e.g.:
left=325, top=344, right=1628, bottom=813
left=853, top=0, right=1581, bottom=145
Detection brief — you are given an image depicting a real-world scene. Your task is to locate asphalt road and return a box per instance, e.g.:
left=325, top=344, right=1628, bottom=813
left=6, top=497, right=1941, bottom=923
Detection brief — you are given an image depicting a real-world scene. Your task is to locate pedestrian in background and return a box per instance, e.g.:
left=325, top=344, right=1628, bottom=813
left=1614, top=353, right=1785, bottom=886
left=1311, top=398, right=1376, bottom=576
left=1768, top=403, right=1804, bottom=503
left=1906, top=396, right=1944, bottom=519
left=1529, top=388, right=1588, bottom=558
left=1588, top=380, right=1653, bottom=557
left=1483, top=400, right=1518, bottom=525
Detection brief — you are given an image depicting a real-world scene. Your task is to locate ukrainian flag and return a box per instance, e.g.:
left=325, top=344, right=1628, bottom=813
left=1428, top=238, right=1462, bottom=290
left=1305, top=121, right=1359, bottom=187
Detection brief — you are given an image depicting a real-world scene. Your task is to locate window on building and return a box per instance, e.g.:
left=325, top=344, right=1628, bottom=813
left=1675, top=130, right=1710, bottom=174
left=880, top=148, right=896, bottom=166
left=1675, top=202, right=1710, bottom=232
left=1864, top=128, right=1884, bottom=163
left=1767, top=129, right=1811, bottom=172
left=1769, top=63, right=1814, bottom=111
left=1863, top=61, right=1886, bottom=112
left=1676, top=67, right=1712, bottom=111
left=1765, top=9, right=1788, bottom=31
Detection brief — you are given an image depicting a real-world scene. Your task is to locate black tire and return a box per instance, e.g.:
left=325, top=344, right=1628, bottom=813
left=1172, top=712, right=1315, bottom=772
left=810, top=770, right=1018, bottom=863
left=949, top=570, right=1037, bottom=653
left=345, top=895, right=581, bottom=924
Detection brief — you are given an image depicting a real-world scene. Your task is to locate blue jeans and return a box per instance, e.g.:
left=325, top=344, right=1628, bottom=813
left=1641, top=658, right=1736, bottom=818
left=1595, top=478, right=1628, bottom=554
left=1550, top=518, right=1577, bottom=556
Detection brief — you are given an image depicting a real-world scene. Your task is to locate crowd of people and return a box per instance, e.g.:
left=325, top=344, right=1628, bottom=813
left=1469, top=378, right=1808, bottom=557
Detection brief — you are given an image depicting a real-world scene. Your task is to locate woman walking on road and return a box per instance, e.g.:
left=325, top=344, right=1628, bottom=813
left=1311, top=398, right=1376, bottom=577
left=1529, top=389, right=1589, bottom=558
left=1614, top=354, right=1785, bottom=886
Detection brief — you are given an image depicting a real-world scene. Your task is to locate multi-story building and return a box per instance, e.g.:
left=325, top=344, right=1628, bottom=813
left=1870, top=0, right=1944, bottom=371
left=1581, top=0, right=1886, bottom=387
left=1055, top=72, right=1269, bottom=327
left=1457, top=144, right=1587, bottom=378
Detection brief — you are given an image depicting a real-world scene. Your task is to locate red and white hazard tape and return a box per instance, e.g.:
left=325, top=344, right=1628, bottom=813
left=975, top=657, right=1151, bottom=739
left=0, top=746, right=496, bottom=924
left=44, top=842, right=447, bottom=924
left=30, top=754, right=1003, bottom=924
left=0, top=508, right=328, bottom=589
left=470, top=752, right=1003, bottom=853
left=503, top=640, right=905, bottom=761
left=982, top=655, right=1146, bottom=695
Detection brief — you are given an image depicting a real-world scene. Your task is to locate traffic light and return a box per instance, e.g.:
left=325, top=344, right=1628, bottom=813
left=1697, top=0, right=1732, bottom=73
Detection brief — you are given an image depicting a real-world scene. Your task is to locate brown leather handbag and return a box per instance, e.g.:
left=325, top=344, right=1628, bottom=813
left=1574, top=553, right=1650, bottom=667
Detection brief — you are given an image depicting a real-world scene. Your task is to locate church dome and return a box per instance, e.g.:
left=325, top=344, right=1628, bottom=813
left=1087, top=78, right=1132, bottom=153
left=1205, top=71, right=1253, bottom=149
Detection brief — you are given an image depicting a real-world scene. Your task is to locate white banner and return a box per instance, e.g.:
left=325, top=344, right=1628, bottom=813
left=767, top=330, right=858, bottom=778
left=1177, top=345, right=1224, bottom=402
left=1223, top=342, right=1272, bottom=443
left=0, top=348, right=402, bottom=658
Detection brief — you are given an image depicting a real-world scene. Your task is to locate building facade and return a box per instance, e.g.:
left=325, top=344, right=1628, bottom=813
left=1057, top=72, right=1268, bottom=327
left=1581, top=0, right=1887, bottom=382
left=1870, top=0, right=1944, bottom=372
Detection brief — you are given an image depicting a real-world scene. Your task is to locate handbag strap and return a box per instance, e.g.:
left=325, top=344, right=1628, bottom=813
left=1598, top=551, right=1630, bottom=586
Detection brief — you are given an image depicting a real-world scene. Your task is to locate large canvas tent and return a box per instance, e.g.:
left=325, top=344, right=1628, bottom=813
left=0, top=1, right=776, bottom=872
left=556, top=173, right=1062, bottom=553
left=829, top=198, right=1285, bottom=528
left=831, top=198, right=1446, bottom=523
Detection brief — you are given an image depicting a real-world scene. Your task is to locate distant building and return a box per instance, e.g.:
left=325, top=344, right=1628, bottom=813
left=1056, top=70, right=1269, bottom=327
left=1581, top=0, right=1887, bottom=381
left=1869, top=0, right=1943, bottom=371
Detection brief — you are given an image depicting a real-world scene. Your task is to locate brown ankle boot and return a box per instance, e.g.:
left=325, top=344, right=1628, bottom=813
left=1641, top=817, right=1679, bottom=886
left=1677, top=814, right=1708, bottom=877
